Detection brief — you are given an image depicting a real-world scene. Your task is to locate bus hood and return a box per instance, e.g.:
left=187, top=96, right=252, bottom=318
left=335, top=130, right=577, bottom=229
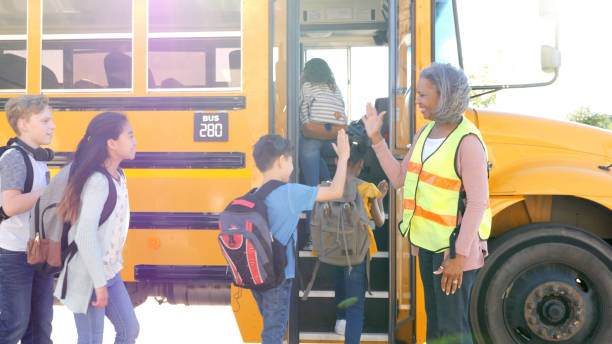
left=474, top=110, right=612, bottom=161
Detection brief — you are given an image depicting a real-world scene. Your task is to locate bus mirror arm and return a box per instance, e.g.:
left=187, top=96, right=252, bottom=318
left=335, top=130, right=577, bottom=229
left=470, top=45, right=560, bottom=99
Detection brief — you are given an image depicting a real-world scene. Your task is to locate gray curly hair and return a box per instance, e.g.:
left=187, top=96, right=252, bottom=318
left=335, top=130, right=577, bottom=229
left=420, top=63, right=471, bottom=124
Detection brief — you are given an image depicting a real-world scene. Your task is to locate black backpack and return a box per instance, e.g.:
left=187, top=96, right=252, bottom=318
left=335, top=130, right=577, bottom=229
left=218, top=180, right=287, bottom=291
left=0, top=143, right=34, bottom=223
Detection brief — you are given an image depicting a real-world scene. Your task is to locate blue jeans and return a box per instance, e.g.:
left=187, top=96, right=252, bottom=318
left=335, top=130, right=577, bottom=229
left=299, top=135, right=332, bottom=187
left=0, top=247, right=54, bottom=344
left=73, top=273, right=139, bottom=344
left=419, top=249, right=477, bottom=344
left=251, top=278, right=293, bottom=344
left=334, top=260, right=366, bottom=344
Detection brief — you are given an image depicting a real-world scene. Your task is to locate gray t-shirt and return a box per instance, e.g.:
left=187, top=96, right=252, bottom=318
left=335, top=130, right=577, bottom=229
left=0, top=148, right=50, bottom=251
left=0, top=148, right=29, bottom=191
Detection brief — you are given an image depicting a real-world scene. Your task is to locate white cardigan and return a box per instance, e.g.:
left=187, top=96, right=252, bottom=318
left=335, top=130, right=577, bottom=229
left=54, top=172, right=126, bottom=314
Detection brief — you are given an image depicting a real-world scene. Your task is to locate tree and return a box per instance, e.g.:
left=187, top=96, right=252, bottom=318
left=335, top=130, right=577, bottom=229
left=469, top=66, right=497, bottom=108
left=567, top=106, right=612, bottom=130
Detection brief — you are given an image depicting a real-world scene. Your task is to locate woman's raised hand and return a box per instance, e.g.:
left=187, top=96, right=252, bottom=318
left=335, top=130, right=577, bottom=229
left=361, top=103, right=385, bottom=144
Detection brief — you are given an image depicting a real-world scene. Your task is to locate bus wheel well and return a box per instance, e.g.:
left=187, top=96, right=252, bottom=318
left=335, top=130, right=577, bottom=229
left=491, top=195, right=612, bottom=242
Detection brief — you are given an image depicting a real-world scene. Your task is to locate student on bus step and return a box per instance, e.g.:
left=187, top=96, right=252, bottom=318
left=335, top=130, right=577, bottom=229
left=250, top=130, right=349, bottom=344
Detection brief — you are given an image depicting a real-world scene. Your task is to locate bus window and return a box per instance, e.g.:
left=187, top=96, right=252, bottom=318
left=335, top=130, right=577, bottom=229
left=0, top=41, right=27, bottom=91
left=301, top=0, right=389, bottom=121
left=0, top=0, right=27, bottom=91
left=434, top=0, right=460, bottom=67
left=351, top=46, right=388, bottom=120
left=148, top=38, right=240, bottom=90
left=148, top=0, right=241, bottom=90
left=304, top=47, right=389, bottom=121
left=0, top=0, right=26, bottom=34
left=41, top=0, right=133, bottom=90
left=148, top=0, right=240, bottom=33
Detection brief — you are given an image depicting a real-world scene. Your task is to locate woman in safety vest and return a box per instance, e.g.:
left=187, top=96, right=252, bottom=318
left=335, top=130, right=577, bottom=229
left=362, top=62, right=491, bottom=344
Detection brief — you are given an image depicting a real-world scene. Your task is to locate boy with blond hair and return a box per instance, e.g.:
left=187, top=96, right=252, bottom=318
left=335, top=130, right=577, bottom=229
left=0, top=95, right=56, bottom=344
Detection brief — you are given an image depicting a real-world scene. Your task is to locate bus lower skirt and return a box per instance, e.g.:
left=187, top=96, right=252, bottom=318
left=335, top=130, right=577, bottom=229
left=128, top=264, right=232, bottom=306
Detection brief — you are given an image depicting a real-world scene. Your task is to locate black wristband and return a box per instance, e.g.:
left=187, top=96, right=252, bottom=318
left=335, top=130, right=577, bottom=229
left=0, top=206, right=10, bottom=221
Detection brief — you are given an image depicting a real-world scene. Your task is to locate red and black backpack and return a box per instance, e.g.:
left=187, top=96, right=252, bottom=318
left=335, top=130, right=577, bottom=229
left=218, top=180, right=287, bottom=291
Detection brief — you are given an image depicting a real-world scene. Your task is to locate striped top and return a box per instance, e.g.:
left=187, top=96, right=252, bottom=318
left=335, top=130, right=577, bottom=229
left=299, top=82, right=347, bottom=126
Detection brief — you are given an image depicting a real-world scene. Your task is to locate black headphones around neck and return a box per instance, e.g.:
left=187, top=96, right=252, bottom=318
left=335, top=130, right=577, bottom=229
left=8, top=137, right=55, bottom=161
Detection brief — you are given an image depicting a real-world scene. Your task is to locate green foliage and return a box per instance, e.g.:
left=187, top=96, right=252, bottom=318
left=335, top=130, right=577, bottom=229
left=567, top=106, right=612, bottom=130
left=469, top=66, right=497, bottom=109
left=470, top=89, right=497, bottom=108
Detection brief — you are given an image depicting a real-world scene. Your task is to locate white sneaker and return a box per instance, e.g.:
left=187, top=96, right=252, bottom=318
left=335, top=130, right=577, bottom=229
left=334, top=319, right=346, bottom=336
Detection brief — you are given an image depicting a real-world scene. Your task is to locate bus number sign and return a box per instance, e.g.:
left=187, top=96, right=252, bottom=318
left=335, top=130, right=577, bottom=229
left=194, top=112, right=228, bottom=142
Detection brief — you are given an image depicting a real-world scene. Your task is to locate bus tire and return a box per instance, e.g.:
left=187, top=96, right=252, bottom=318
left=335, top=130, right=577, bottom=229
left=470, top=223, right=612, bottom=344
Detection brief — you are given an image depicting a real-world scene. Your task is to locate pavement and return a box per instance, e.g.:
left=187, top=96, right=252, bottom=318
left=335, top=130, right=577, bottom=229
left=51, top=298, right=244, bottom=343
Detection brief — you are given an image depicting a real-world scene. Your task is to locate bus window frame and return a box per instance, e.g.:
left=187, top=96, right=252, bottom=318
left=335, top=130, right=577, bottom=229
left=0, top=0, right=28, bottom=94
left=431, top=0, right=463, bottom=68
left=145, top=0, right=243, bottom=93
left=40, top=0, right=135, bottom=93
left=0, top=35, right=28, bottom=93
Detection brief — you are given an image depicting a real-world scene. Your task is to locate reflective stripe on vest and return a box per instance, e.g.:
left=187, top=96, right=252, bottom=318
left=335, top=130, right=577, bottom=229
left=399, top=117, right=492, bottom=252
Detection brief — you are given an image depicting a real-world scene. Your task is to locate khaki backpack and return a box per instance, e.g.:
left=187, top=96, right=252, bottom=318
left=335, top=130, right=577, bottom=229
left=302, top=177, right=371, bottom=300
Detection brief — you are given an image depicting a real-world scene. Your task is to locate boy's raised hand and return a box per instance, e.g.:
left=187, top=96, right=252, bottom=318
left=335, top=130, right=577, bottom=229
left=318, top=129, right=350, bottom=201
left=331, top=129, right=350, bottom=161
left=361, top=102, right=385, bottom=144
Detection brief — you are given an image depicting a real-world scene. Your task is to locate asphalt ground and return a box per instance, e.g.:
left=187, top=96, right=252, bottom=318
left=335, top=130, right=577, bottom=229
left=51, top=298, right=243, bottom=343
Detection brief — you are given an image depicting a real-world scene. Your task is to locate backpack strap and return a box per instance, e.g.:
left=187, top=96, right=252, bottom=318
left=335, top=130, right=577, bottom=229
left=98, top=169, right=119, bottom=225
left=33, top=199, right=42, bottom=239
left=0, top=145, right=34, bottom=222
left=301, top=259, right=320, bottom=301
left=254, top=180, right=285, bottom=200
left=5, top=138, right=34, bottom=193
left=11, top=145, right=34, bottom=194
left=60, top=168, right=120, bottom=299
left=449, top=188, right=467, bottom=259
left=61, top=222, right=76, bottom=299
left=366, top=253, right=372, bottom=296
left=335, top=203, right=353, bottom=272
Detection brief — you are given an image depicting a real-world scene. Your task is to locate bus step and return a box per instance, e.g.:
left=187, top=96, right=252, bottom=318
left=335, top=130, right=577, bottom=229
left=297, top=256, right=389, bottom=291
left=299, top=290, right=389, bottom=299
left=299, top=251, right=389, bottom=258
left=298, top=297, right=388, bottom=333
left=299, top=331, right=388, bottom=342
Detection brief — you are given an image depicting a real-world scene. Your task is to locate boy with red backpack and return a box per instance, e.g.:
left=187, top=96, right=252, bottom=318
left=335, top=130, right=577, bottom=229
left=231, top=131, right=349, bottom=344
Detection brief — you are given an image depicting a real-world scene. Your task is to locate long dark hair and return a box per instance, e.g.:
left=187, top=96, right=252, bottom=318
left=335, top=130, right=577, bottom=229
left=57, top=112, right=128, bottom=224
left=301, top=58, right=337, bottom=91
left=347, top=134, right=369, bottom=167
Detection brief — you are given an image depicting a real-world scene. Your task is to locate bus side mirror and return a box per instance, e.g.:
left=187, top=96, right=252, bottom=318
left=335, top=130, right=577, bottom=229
left=541, top=45, right=561, bottom=73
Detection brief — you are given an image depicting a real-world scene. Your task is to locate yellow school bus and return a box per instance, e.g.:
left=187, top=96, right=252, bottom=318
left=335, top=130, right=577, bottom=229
left=1, top=0, right=610, bottom=343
